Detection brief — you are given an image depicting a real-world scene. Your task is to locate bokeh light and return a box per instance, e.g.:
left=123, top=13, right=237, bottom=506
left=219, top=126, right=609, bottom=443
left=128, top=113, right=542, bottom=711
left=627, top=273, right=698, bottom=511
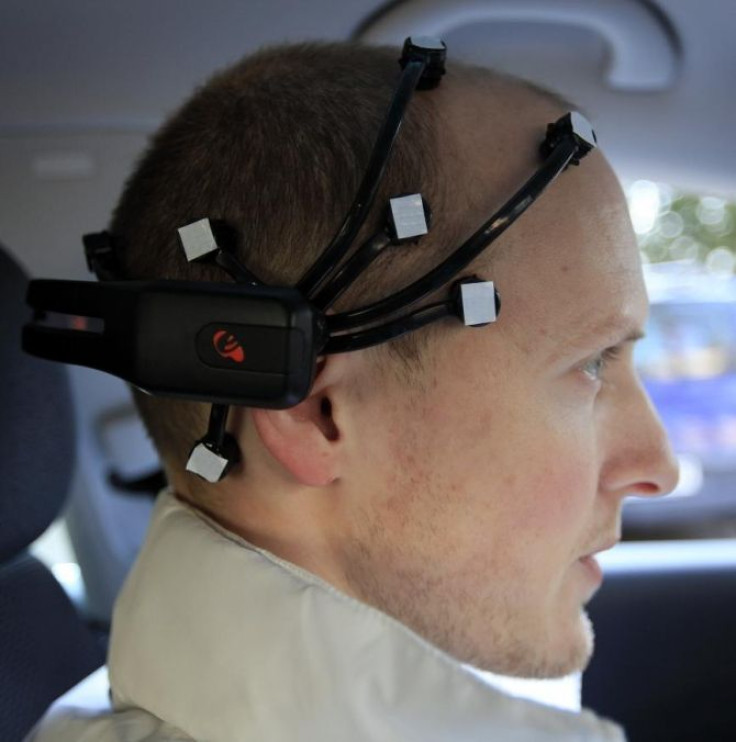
left=628, top=180, right=661, bottom=235
left=626, top=181, right=736, bottom=273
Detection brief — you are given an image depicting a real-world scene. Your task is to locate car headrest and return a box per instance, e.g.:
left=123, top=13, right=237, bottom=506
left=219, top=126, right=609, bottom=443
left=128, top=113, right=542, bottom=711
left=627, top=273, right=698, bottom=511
left=0, top=244, right=76, bottom=562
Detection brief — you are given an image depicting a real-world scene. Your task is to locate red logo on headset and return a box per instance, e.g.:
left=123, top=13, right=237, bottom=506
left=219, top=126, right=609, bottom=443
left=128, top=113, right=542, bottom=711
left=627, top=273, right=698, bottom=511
left=212, top=329, right=245, bottom=363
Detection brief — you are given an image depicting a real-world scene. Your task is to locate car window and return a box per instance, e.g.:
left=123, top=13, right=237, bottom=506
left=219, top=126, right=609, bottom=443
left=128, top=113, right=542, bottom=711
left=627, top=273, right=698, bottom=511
left=625, top=181, right=736, bottom=540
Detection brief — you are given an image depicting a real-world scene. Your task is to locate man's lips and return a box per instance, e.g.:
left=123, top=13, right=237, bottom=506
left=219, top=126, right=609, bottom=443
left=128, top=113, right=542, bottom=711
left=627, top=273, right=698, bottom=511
left=576, top=538, right=620, bottom=590
left=580, top=537, right=620, bottom=561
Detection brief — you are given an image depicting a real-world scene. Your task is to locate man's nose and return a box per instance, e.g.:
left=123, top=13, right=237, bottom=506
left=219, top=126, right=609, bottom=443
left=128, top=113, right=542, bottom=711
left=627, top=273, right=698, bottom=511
left=600, top=376, right=680, bottom=499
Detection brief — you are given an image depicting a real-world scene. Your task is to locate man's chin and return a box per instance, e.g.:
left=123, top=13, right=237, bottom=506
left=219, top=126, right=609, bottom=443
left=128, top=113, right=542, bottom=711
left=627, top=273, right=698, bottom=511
left=468, top=609, right=595, bottom=680
left=525, top=609, right=595, bottom=680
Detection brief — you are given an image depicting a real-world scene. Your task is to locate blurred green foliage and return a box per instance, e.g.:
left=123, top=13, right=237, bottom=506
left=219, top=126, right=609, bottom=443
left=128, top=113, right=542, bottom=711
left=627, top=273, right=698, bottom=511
left=631, top=184, right=736, bottom=271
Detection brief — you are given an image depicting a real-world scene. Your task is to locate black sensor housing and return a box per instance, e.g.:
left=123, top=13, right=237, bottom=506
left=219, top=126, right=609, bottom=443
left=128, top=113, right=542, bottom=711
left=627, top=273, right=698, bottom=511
left=23, top=280, right=325, bottom=408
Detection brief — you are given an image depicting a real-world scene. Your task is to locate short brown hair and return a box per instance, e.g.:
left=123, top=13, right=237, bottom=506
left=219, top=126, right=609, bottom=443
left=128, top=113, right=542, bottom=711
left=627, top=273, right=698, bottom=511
left=112, top=43, right=456, bottom=474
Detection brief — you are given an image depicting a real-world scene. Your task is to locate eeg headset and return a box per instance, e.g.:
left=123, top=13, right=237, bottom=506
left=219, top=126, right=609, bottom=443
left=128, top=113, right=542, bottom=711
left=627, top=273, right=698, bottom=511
left=22, top=37, right=597, bottom=484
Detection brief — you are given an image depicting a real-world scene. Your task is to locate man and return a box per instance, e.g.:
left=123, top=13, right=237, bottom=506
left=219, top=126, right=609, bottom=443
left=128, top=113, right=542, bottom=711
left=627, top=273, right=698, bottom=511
left=28, top=41, right=678, bottom=741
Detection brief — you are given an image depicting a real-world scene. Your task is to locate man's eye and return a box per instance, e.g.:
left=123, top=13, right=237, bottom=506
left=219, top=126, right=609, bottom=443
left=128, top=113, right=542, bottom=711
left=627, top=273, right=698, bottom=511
left=582, top=355, right=605, bottom=381
left=581, top=347, right=622, bottom=382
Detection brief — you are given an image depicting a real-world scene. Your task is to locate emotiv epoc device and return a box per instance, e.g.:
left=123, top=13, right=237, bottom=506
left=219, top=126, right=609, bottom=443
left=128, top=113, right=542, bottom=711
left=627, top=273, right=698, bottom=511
left=22, top=38, right=597, bottom=483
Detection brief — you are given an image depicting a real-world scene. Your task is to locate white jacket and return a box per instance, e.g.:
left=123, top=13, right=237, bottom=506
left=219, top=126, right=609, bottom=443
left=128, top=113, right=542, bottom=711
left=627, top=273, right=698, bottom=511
left=27, top=490, right=626, bottom=742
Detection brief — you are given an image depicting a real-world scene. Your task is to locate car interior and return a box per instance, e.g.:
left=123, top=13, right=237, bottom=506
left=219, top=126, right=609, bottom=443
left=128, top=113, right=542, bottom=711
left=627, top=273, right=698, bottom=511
left=1, top=1, right=735, bottom=741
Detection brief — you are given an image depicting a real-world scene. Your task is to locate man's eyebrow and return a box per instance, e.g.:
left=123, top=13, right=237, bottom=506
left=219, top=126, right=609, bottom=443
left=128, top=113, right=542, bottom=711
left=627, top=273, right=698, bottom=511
left=568, top=316, right=646, bottom=354
left=622, top=328, right=646, bottom=343
left=589, top=320, right=645, bottom=346
left=542, top=314, right=646, bottom=366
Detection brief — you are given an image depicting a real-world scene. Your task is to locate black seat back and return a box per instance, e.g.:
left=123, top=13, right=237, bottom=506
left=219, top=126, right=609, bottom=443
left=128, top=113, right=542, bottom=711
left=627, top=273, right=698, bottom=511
left=584, top=558, right=736, bottom=742
left=0, top=245, right=105, bottom=742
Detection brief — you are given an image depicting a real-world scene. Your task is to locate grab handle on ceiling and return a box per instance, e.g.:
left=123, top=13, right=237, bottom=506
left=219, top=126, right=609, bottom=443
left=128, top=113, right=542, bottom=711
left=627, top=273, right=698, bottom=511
left=357, top=0, right=679, bottom=92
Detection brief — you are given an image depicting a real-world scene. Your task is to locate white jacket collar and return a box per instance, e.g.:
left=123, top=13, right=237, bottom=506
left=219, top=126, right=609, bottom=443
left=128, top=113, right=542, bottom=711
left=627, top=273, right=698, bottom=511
left=108, top=490, right=624, bottom=741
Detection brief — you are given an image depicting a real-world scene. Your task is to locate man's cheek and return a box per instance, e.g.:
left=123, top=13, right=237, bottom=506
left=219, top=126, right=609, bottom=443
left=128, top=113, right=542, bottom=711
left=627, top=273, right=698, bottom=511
left=503, top=444, right=594, bottom=536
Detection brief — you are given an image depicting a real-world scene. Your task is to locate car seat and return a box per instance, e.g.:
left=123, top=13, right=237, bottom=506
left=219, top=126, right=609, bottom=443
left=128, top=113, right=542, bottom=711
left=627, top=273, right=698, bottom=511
left=0, top=244, right=106, bottom=742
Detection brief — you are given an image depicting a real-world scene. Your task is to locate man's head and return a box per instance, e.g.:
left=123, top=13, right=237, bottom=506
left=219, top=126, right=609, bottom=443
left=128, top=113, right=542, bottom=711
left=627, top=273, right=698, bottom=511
left=112, top=43, right=451, bottom=479
left=113, top=42, right=678, bottom=678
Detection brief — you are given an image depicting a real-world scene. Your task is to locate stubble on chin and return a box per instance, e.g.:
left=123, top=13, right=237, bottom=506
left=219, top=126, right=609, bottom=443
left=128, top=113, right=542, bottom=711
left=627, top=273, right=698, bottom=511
left=454, top=598, right=595, bottom=676
left=500, top=609, right=595, bottom=679
left=343, top=534, right=597, bottom=680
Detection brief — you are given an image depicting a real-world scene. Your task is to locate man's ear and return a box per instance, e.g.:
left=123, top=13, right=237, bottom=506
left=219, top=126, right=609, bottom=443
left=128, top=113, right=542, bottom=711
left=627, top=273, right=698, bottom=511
left=250, top=357, right=343, bottom=487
